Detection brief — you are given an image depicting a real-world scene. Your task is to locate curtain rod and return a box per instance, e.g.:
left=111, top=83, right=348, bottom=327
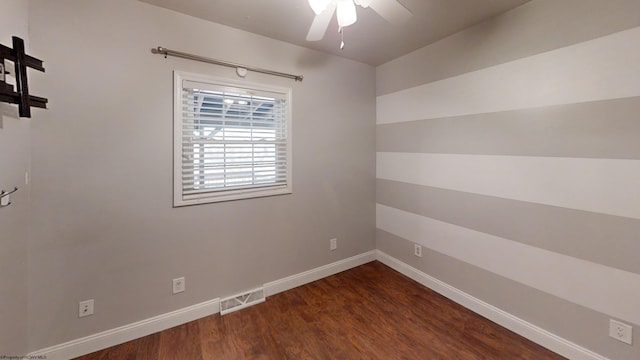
left=151, top=46, right=303, bottom=82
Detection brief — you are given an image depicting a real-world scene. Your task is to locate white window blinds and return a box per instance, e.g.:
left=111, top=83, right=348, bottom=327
left=174, top=72, right=292, bottom=206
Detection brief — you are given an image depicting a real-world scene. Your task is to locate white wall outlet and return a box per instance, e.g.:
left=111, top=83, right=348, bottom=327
left=414, top=244, right=422, bottom=257
left=330, top=238, right=337, bottom=251
left=78, top=299, right=94, bottom=318
left=173, top=277, right=185, bottom=294
left=609, top=319, right=633, bottom=345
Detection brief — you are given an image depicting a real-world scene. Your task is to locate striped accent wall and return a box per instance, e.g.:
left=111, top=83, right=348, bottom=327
left=375, top=1, right=640, bottom=359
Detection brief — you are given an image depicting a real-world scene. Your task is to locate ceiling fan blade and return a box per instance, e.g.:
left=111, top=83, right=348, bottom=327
left=306, top=2, right=337, bottom=41
left=369, top=0, right=412, bottom=25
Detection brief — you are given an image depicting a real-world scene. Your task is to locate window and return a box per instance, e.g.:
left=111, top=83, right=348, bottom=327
left=174, top=72, right=292, bottom=206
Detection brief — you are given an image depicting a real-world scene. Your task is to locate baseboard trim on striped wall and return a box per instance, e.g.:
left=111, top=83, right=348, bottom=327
left=375, top=250, right=608, bottom=360
left=28, top=250, right=377, bottom=360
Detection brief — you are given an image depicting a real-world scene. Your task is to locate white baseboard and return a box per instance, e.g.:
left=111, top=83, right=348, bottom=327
left=29, top=250, right=377, bottom=359
left=29, top=298, right=221, bottom=360
left=375, top=250, right=608, bottom=360
left=264, top=250, right=377, bottom=296
left=31, top=250, right=598, bottom=360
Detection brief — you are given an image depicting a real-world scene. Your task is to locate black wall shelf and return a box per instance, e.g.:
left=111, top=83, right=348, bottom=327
left=0, top=36, right=47, bottom=118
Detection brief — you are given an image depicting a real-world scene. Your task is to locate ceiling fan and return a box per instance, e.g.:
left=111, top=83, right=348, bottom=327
left=306, top=0, right=412, bottom=48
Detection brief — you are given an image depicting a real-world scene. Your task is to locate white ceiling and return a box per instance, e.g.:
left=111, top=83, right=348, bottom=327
left=139, top=0, right=530, bottom=66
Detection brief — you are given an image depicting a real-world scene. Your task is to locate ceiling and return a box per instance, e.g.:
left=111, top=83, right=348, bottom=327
left=139, top=0, right=530, bottom=66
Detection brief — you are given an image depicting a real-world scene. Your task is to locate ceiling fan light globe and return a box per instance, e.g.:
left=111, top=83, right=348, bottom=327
left=336, top=0, right=357, bottom=27
left=354, top=0, right=372, bottom=8
left=308, top=0, right=333, bottom=15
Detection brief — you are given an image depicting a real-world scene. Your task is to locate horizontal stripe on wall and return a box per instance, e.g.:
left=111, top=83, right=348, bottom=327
left=376, top=229, right=639, bottom=360
left=377, top=179, right=640, bottom=275
left=376, top=204, right=640, bottom=326
left=377, top=96, right=640, bottom=159
left=377, top=26, right=640, bottom=124
left=376, top=0, right=640, bottom=96
left=377, top=152, right=640, bottom=220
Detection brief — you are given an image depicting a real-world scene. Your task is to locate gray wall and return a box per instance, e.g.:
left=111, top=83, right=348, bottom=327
left=0, top=0, right=30, bottom=355
left=11, top=0, right=640, bottom=357
left=26, top=0, right=375, bottom=350
left=376, top=1, right=640, bottom=359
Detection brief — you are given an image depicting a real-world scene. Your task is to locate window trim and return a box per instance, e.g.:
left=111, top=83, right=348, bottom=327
left=173, top=71, right=293, bottom=207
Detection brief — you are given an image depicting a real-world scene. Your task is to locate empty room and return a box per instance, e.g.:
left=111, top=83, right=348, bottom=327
left=1, top=0, right=638, bottom=359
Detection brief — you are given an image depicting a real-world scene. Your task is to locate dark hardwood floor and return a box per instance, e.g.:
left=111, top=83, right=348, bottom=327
left=74, top=261, right=564, bottom=359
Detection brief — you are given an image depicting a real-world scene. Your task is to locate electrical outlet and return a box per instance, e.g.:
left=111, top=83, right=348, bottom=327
left=78, top=299, right=94, bottom=318
left=330, top=238, right=337, bottom=251
left=173, top=277, right=185, bottom=294
left=414, top=244, right=422, bottom=257
left=609, top=319, right=633, bottom=345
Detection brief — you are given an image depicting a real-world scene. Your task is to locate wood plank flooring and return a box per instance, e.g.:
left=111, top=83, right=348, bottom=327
left=74, top=261, right=565, bottom=359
